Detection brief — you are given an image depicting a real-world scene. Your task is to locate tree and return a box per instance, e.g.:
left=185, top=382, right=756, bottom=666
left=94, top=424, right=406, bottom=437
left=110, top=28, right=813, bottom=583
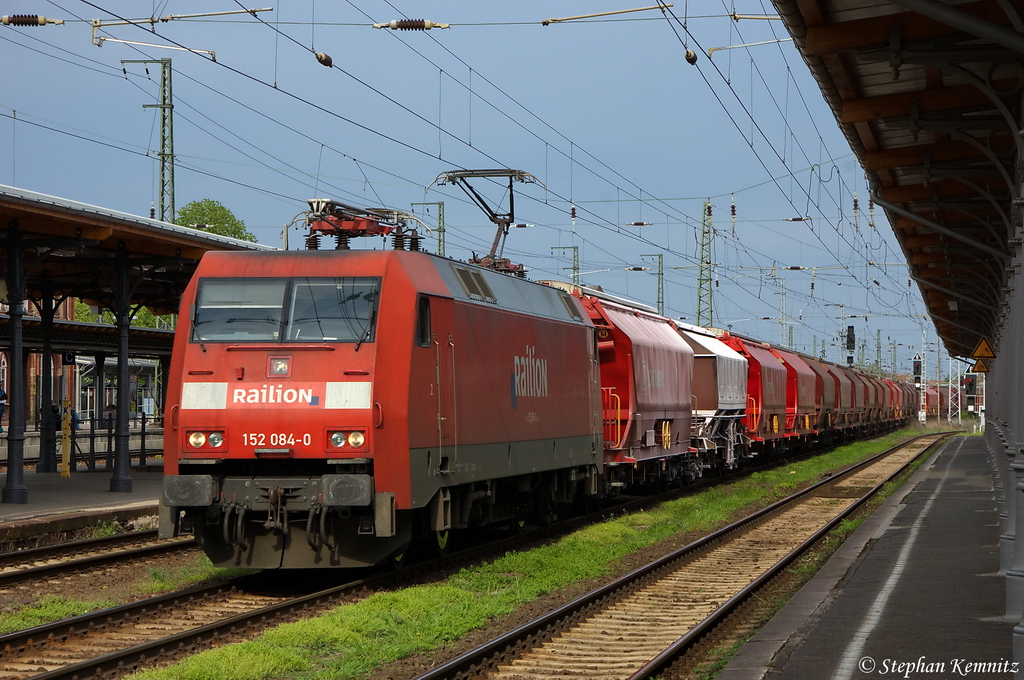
left=174, top=199, right=257, bottom=242
left=74, top=299, right=176, bottom=329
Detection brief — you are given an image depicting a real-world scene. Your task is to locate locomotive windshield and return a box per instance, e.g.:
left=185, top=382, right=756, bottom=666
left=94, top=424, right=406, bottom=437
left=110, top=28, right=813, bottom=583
left=191, top=277, right=381, bottom=344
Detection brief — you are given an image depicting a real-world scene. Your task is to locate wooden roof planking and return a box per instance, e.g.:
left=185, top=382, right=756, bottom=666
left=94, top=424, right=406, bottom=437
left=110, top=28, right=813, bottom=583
left=771, top=0, right=1022, bottom=358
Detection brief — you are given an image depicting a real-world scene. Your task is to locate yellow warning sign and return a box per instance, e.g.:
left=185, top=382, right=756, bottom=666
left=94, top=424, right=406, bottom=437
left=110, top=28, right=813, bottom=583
left=970, top=337, right=995, bottom=359
left=973, top=358, right=990, bottom=373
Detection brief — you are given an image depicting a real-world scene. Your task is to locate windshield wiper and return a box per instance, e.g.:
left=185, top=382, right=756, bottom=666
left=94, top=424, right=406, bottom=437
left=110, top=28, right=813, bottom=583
left=354, top=311, right=376, bottom=352
left=191, top=305, right=207, bottom=353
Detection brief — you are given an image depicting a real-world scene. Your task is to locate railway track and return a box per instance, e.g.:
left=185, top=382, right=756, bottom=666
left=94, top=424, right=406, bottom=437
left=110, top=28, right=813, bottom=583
left=414, top=432, right=947, bottom=680
left=0, top=568, right=391, bottom=680
left=0, top=531, right=194, bottom=590
left=0, top=429, right=930, bottom=679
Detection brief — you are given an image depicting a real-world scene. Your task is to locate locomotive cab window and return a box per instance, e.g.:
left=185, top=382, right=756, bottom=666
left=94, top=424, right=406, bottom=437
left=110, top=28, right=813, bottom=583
left=192, top=277, right=381, bottom=344
left=415, top=296, right=431, bottom=347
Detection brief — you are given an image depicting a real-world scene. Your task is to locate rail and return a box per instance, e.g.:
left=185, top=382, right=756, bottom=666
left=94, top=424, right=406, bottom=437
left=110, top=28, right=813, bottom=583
left=413, top=432, right=949, bottom=680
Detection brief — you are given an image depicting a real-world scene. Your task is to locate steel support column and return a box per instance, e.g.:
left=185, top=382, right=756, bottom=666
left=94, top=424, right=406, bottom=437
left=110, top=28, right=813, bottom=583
left=1006, top=254, right=1024, bottom=616
left=94, top=352, right=106, bottom=420
left=109, top=245, right=132, bottom=493
left=2, top=222, right=27, bottom=503
left=1011, top=109, right=1024, bottom=669
left=36, top=292, right=56, bottom=473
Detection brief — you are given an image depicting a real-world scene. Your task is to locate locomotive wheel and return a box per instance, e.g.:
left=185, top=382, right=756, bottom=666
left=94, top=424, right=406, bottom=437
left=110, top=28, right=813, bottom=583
left=432, top=529, right=451, bottom=557
left=388, top=548, right=407, bottom=571
left=511, top=505, right=532, bottom=534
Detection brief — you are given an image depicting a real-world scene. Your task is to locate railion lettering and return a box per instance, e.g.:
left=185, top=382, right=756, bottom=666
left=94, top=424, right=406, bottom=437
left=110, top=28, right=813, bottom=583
left=232, top=384, right=314, bottom=405
left=514, top=346, right=548, bottom=398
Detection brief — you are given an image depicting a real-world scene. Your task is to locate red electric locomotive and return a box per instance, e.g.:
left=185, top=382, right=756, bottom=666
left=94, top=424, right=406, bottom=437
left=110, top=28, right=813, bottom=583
left=161, top=203, right=603, bottom=568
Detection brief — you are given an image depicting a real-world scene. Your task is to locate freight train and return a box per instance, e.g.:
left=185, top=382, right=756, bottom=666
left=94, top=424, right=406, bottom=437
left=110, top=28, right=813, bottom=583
left=160, top=201, right=916, bottom=569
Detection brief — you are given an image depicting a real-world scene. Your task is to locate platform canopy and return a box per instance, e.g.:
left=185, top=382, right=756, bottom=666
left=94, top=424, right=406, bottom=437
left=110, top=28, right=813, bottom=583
left=0, top=184, right=275, bottom=501
left=772, top=0, right=1022, bottom=358
left=0, top=184, right=273, bottom=318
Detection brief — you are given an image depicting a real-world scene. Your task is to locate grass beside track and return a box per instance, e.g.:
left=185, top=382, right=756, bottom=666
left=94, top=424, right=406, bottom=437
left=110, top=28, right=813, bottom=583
left=128, top=428, right=946, bottom=680
left=0, top=595, right=117, bottom=635
left=0, top=555, right=249, bottom=633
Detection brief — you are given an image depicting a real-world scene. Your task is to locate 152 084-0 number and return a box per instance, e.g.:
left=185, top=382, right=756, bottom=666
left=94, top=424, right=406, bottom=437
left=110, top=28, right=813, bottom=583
left=243, top=432, right=312, bottom=446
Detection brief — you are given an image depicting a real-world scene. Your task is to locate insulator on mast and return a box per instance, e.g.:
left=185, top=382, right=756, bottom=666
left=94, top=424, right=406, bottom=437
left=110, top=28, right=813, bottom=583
left=2, top=15, right=64, bottom=26
left=372, top=19, right=450, bottom=30
left=853, top=192, right=861, bottom=234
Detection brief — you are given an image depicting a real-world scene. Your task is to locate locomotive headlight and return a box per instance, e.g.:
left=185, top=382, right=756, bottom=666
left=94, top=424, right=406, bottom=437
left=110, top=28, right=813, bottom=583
left=268, top=355, right=291, bottom=377
left=330, top=432, right=347, bottom=448
left=207, top=432, right=224, bottom=448
left=188, top=432, right=207, bottom=448
left=347, top=431, right=365, bottom=448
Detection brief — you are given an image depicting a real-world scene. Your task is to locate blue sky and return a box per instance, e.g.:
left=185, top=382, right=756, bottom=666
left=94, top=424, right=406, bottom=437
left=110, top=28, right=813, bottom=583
left=2, top=1, right=951, bottom=377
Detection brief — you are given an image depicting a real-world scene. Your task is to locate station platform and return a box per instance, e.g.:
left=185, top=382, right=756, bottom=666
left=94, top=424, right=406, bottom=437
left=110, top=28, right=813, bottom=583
left=0, top=463, right=163, bottom=543
left=721, top=434, right=1013, bottom=680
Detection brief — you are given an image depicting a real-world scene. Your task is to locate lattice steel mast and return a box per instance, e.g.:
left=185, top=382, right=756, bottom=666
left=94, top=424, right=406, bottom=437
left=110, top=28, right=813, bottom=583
left=697, top=201, right=714, bottom=327
left=123, top=58, right=174, bottom=222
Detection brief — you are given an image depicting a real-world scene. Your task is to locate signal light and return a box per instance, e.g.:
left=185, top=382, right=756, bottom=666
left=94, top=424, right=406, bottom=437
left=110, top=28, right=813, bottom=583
left=846, top=326, right=855, bottom=351
left=913, top=359, right=922, bottom=377
left=965, top=374, right=977, bottom=395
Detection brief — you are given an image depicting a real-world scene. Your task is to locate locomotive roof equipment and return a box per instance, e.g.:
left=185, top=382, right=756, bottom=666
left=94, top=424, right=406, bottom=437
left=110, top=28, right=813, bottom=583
left=433, top=169, right=543, bottom=276
left=304, top=198, right=428, bottom=252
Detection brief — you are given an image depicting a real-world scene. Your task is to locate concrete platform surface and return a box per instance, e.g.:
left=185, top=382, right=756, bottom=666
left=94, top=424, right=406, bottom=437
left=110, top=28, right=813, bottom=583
left=0, top=464, right=162, bottom=538
left=721, top=435, right=1012, bottom=680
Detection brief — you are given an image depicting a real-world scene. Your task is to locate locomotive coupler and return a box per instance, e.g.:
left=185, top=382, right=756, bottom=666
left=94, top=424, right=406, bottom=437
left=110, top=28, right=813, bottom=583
left=222, top=500, right=249, bottom=549
left=263, top=485, right=291, bottom=535
left=306, top=500, right=326, bottom=549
